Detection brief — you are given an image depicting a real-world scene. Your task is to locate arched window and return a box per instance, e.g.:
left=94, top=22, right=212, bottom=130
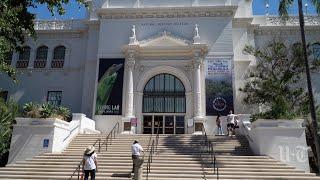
left=16, top=46, right=30, bottom=68
left=5, top=52, right=13, bottom=65
left=34, top=46, right=48, bottom=68
left=312, top=43, right=320, bottom=61
left=143, top=74, right=185, bottom=113
left=51, top=46, right=66, bottom=68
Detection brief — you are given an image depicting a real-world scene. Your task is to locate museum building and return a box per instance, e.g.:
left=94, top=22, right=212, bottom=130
left=1, top=0, right=320, bottom=134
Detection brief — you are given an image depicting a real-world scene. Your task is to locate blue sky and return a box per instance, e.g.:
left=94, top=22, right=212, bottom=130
left=29, top=0, right=318, bottom=20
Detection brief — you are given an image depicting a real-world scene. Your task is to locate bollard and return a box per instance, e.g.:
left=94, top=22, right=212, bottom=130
left=133, top=156, right=144, bottom=180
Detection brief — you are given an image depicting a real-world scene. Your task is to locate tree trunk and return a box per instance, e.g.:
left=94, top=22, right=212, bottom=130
left=297, top=0, right=320, bottom=173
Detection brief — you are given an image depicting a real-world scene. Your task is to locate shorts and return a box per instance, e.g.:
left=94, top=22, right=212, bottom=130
left=227, top=123, right=235, bottom=128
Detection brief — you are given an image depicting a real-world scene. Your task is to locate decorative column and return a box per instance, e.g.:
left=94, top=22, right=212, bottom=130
left=193, top=54, right=203, bottom=119
left=125, top=51, right=135, bottom=118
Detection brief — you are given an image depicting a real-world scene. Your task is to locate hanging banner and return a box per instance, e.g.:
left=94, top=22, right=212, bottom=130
left=95, top=58, right=124, bottom=115
left=205, top=58, right=234, bottom=116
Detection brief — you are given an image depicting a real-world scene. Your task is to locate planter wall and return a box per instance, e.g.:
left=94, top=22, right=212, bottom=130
left=238, top=116, right=310, bottom=172
left=8, top=114, right=98, bottom=164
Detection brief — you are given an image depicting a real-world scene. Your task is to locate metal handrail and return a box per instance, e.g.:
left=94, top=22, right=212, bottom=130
left=69, top=122, right=120, bottom=180
left=146, top=121, right=161, bottom=179
left=202, top=128, right=219, bottom=180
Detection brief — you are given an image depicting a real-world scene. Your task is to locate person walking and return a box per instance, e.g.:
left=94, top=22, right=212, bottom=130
left=82, top=145, right=98, bottom=180
left=216, top=114, right=223, bottom=135
left=131, top=140, right=144, bottom=174
left=226, top=110, right=237, bottom=136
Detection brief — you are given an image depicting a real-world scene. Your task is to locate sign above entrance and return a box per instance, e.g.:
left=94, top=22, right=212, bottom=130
left=95, top=59, right=124, bottom=115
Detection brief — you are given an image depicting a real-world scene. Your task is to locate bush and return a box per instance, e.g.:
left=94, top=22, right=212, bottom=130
left=23, top=102, right=40, bottom=118
left=0, top=99, right=20, bottom=158
left=23, top=102, right=71, bottom=121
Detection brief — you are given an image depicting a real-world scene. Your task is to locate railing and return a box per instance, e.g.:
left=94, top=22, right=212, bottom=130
left=33, top=60, right=46, bottom=68
left=34, top=20, right=86, bottom=31
left=202, top=128, right=219, bottom=180
left=69, top=122, right=120, bottom=180
left=51, top=60, right=64, bottom=68
left=16, top=60, right=29, bottom=68
left=145, top=122, right=161, bottom=180
left=266, top=15, right=320, bottom=26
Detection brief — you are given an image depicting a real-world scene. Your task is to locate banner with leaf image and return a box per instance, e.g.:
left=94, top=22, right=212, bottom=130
left=205, top=58, right=234, bottom=116
left=95, top=59, right=124, bottom=115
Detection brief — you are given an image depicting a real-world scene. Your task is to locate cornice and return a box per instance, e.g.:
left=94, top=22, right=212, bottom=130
left=253, top=26, right=320, bottom=36
left=97, top=6, right=237, bottom=19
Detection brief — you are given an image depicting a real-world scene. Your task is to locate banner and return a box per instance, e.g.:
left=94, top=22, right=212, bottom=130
left=205, top=58, right=234, bottom=116
left=95, top=59, right=124, bottom=115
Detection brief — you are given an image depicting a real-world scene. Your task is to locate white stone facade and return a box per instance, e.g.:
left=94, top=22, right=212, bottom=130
left=1, top=0, right=320, bottom=133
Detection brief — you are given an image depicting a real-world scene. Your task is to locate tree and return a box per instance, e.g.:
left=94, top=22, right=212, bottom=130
left=0, top=0, right=86, bottom=81
left=279, top=0, right=320, bottom=173
left=240, top=40, right=316, bottom=119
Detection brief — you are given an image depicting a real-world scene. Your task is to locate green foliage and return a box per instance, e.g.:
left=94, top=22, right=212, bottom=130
left=40, top=103, right=55, bottom=118
left=240, top=40, right=319, bottom=119
left=0, top=0, right=86, bottom=81
left=54, top=106, right=71, bottom=121
left=23, top=102, right=71, bottom=121
left=23, top=102, right=40, bottom=118
left=0, top=99, right=20, bottom=156
left=279, top=0, right=320, bottom=20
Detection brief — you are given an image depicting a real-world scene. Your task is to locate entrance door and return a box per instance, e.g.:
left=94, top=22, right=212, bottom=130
left=143, top=116, right=152, bottom=134
left=164, top=116, right=174, bottom=134
left=175, top=116, right=185, bottom=134
left=154, top=116, right=163, bottom=134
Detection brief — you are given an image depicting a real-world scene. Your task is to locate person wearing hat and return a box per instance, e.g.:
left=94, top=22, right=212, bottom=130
left=82, top=145, right=98, bottom=180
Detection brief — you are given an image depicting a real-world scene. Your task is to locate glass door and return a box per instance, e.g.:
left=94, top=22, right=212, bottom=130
left=154, top=116, right=163, bottom=134
left=143, top=116, right=152, bottom=134
left=175, top=116, right=185, bottom=134
left=164, top=116, right=174, bottom=134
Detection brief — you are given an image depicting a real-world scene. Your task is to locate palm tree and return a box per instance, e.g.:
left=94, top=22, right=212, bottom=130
left=279, top=0, right=320, bottom=173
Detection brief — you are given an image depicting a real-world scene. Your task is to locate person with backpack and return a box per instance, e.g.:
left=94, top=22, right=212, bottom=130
left=82, top=145, right=98, bottom=180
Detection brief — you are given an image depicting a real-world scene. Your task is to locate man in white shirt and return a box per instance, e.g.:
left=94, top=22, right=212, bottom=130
left=226, top=110, right=237, bottom=136
left=131, top=140, right=144, bottom=173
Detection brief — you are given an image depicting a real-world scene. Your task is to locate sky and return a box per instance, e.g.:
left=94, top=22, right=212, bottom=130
left=29, top=0, right=318, bottom=20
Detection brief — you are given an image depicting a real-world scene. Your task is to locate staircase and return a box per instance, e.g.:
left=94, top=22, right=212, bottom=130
left=0, top=134, right=319, bottom=179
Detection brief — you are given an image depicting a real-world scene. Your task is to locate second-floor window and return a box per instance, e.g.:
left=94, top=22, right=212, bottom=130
left=34, top=46, right=48, bottom=68
left=52, top=46, right=66, bottom=68
left=16, top=46, right=30, bottom=68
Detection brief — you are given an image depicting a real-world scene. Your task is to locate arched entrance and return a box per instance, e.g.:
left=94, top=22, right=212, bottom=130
left=142, top=73, right=186, bottom=134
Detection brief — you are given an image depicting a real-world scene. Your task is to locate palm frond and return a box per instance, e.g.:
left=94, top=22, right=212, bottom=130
left=310, top=0, right=320, bottom=14
left=279, top=0, right=295, bottom=20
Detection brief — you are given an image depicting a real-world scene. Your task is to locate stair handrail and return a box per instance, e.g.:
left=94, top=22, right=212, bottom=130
left=68, top=122, right=120, bottom=180
left=101, top=122, right=120, bottom=151
left=202, top=127, right=219, bottom=180
left=145, top=121, right=161, bottom=179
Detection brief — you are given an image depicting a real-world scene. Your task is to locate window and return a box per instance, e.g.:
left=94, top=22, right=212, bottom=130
left=143, top=74, right=185, bottom=113
left=34, top=46, right=48, bottom=68
left=312, top=43, right=320, bottom=61
left=5, top=52, right=13, bottom=65
left=47, top=91, right=62, bottom=106
left=52, top=46, right=66, bottom=68
left=16, top=46, right=30, bottom=68
left=0, top=91, right=8, bottom=102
